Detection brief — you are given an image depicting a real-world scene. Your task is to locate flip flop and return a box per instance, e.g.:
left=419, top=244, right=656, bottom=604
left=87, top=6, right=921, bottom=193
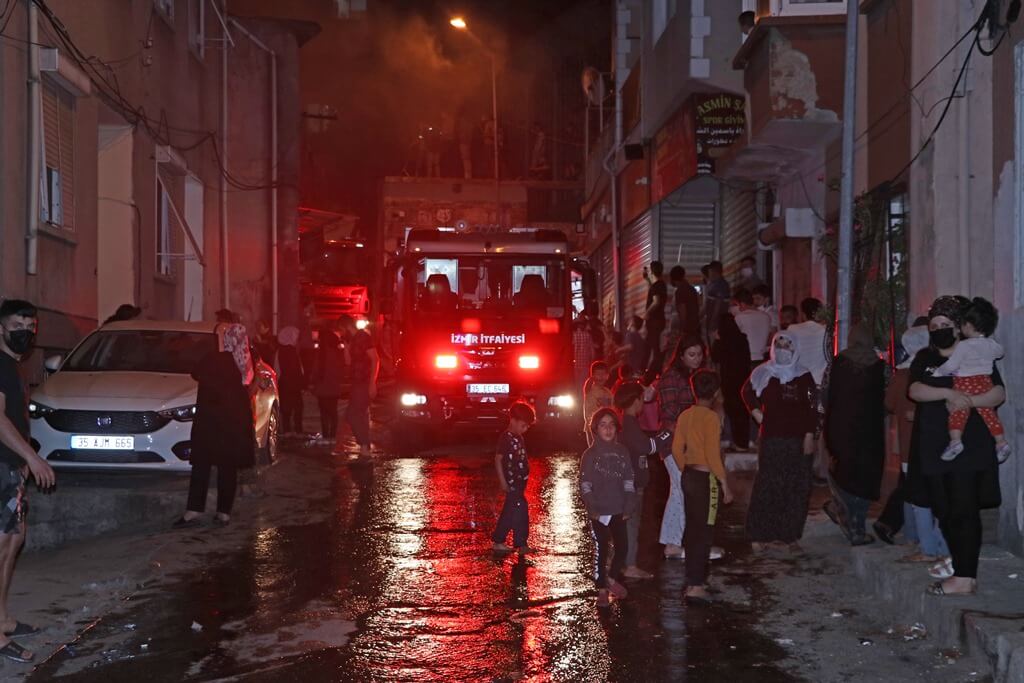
left=6, top=622, right=39, bottom=638
left=926, top=581, right=976, bottom=596
left=0, top=640, right=33, bottom=663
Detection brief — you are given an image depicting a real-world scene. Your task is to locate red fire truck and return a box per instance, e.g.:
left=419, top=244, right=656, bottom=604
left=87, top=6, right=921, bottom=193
left=389, top=227, right=594, bottom=453
left=299, top=236, right=372, bottom=325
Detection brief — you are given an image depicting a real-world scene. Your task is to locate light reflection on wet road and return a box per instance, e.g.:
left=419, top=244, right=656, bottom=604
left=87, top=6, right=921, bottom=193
left=27, top=448, right=792, bottom=682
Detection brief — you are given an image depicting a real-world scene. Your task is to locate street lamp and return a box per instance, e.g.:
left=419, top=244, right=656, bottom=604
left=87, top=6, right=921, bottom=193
left=449, top=16, right=501, bottom=226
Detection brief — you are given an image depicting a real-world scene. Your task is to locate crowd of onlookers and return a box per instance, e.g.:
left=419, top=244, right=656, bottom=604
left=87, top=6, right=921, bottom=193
left=549, top=258, right=1009, bottom=605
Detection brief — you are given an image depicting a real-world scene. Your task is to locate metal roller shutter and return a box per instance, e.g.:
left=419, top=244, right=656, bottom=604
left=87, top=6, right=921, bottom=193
left=720, top=183, right=759, bottom=272
left=593, top=237, right=615, bottom=322
left=658, top=201, right=717, bottom=279
left=622, top=211, right=654, bottom=321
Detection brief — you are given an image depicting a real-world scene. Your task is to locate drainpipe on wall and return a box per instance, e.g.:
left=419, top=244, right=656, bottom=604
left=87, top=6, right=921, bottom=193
left=956, top=15, right=970, bottom=295
left=26, top=0, right=40, bottom=275
left=220, top=0, right=230, bottom=309
left=603, top=84, right=623, bottom=329
left=835, top=0, right=859, bottom=351
left=229, top=19, right=279, bottom=334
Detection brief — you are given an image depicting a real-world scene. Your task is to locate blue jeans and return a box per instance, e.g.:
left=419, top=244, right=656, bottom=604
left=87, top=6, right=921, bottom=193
left=492, top=492, right=529, bottom=547
left=910, top=504, right=949, bottom=557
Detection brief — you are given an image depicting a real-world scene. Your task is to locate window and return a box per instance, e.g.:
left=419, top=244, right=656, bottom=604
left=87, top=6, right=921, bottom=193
left=40, top=77, right=75, bottom=230
left=187, top=0, right=204, bottom=59
left=154, top=0, right=174, bottom=25
left=773, top=0, right=846, bottom=16
left=157, top=179, right=175, bottom=277
left=412, top=255, right=566, bottom=316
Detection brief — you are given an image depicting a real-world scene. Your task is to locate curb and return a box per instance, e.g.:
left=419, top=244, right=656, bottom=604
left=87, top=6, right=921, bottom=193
left=826, top=519, right=1024, bottom=682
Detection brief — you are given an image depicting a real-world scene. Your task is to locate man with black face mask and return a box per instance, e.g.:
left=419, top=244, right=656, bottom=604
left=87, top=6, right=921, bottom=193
left=0, top=299, right=55, bottom=664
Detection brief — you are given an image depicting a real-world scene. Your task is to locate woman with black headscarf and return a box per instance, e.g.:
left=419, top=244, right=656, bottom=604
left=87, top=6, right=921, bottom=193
left=174, top=323, right=255, bottom=528
left=908, top=296, right=1004, bottom=596
left=824, top=323, right=886, bottom=545
left=711, top=312, right=752, bottom=452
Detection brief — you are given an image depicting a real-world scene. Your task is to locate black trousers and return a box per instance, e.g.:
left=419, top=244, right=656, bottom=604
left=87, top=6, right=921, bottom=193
left=937, top=472, right=984, bottom=579
left=682, top=469, right=719, bottom=587
left=590, top=515, right=627, bottom=588
left=186, top=461, right=238, bottom=515
left=280, top=387, right=304, bottom=434
left=722, top=386, right=750, bottom=449
left=318, top=397, right=339, bottom=438
left=492, top=492, right=529, bottom=548
left=645, top=321, right=665, bottom=373
left=876, top=471, right=906, bottom=533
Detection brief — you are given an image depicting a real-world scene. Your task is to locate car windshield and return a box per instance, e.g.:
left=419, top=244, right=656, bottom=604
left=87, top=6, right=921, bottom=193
left=64, top=330, right=218, bottom=374
left=411, top=255, right=566, bottom=316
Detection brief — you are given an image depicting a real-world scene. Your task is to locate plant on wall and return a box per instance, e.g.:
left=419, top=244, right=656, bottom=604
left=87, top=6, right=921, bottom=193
left=818, top=189, right=908, bottom=356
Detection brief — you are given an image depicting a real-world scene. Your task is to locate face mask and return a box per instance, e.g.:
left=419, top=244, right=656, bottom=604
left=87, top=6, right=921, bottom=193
left=929, top=327, right=957, bottom=350
left=4, top=329, right=35, bottom=355
left=774, top=348, right=794, bottom=365
left=741, top=267, right=754, bottom=278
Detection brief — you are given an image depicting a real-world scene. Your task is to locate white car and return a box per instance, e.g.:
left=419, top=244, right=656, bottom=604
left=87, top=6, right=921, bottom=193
left=29, top=320, right=280, bottom=473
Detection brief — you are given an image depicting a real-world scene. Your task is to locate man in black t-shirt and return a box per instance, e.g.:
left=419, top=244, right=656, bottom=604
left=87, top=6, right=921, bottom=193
left=669, top=266, right=700, bottom=337
left=643, top=261, right=668, bottom=373
left=0, top=299, right=55, bottom=664
left=338, top=315, right=379, bottom=460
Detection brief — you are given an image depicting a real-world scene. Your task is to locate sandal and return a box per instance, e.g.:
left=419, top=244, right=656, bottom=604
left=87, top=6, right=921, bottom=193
left=172, top=517, right=201, bottom=529
left=926, top=580, right=976, bottom=596
left=6, top=622, right=39, bottom=638
left=0, top=640, right=33, bottom=663
left=928, top=558, right=954, bottom=580
left=898, top=552, right=940, bottom=564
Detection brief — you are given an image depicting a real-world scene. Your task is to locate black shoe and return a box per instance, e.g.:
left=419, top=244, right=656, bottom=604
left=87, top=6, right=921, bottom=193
left=850, top=533, right=875, bottom=547
left=872, top=521, right=895, bottom=545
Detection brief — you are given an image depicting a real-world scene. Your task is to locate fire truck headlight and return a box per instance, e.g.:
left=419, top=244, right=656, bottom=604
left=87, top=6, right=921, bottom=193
left=548, top=394, right=574, bottom=409
left=518, top=355, right=540, bottom=370
left=401, top=393, right=427, bottom=407
left=355, top=319, right=369, bottom=330
left=435, top=354, right=458, bottom=369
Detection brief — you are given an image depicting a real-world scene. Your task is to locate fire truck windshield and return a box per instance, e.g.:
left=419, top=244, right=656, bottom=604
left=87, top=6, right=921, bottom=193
left=305, top=243, right=367, bottom=286
left=412, top=256, right=566, bottom=316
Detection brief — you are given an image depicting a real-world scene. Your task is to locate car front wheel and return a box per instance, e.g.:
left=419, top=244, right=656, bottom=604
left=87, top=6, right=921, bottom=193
left=259, top=403, right=279, bottom=467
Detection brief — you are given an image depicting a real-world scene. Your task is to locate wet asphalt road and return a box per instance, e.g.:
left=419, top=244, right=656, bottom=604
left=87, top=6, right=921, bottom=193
left=25, top=440, right=804, bottom=683
left=23, top=430, right=985, bottom=683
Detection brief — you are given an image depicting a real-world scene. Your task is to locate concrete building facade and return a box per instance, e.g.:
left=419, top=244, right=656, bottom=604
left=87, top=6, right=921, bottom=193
left=0, top=0, right=310, bottom=371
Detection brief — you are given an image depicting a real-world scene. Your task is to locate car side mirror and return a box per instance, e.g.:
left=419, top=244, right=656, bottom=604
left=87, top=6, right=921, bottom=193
left=44, top=355, right=63, bottom=373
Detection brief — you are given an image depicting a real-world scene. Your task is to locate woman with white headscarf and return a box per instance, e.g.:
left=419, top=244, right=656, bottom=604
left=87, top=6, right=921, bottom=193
left=741, top=332, right=818, bottom=550
left=173, top=323, right=255, bottom=528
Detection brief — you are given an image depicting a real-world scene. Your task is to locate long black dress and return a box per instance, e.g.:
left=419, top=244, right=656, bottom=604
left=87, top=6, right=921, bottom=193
left=825, top=356, right=886, bottom=501
left=190, top=350, right=255, bottom=469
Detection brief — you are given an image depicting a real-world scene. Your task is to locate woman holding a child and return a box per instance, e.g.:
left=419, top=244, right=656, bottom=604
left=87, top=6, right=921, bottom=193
left=907, top=295, right=1005, bottom=596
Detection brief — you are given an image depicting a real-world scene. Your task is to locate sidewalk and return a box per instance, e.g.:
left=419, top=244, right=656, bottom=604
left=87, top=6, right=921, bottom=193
left=810, top=510, right=1024, bottom=683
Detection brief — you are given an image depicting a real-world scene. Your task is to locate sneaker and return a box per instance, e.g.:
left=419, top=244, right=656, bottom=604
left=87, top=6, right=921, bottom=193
left=873, top=521, right=896, bottom=545
left=607, top=579, right=628, bottom=599
left=940, top=440, right=964, bottom=462
left=996, top=442, right=1012, bottom=464
left=709, top=546, right=724, bottom=561
left=596, top=589, right=610, bottom=607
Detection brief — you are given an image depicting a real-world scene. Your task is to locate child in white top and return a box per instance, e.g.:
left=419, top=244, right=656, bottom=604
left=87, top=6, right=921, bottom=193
left=934, top=297, right=1010, bottom=463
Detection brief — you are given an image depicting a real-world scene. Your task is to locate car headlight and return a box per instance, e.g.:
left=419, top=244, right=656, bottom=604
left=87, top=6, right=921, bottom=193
left=158, top=405, right=197, bottom=421
left=548, top=394, right=575, bottom=409
left=27, top=401, right=56, bottom=419
left=355, top=319, right=369, bottom=330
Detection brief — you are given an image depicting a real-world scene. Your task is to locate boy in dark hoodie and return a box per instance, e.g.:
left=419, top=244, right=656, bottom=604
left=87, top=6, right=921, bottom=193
left=492, top=401, right=537, bottom=555
left=580, top=407, right=636, bottom=606
left=614, top=382, right=672, bottom=580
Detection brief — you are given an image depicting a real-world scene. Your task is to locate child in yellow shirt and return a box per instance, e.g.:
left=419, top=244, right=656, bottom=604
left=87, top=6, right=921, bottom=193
left=672, top=369, right=733, bottom=604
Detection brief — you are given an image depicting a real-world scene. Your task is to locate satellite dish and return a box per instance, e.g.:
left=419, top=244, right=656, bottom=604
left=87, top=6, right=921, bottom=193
left=581, top=67, right=606, bottom=106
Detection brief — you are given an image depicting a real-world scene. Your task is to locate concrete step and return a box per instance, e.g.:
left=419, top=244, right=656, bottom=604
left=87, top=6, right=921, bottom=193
left=834, top=523, right=1024, bottom=682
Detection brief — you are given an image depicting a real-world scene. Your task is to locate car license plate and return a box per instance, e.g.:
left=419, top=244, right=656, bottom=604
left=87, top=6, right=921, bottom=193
left=70, top=435, right=135, bottom=450
left=467, top=383, right=510, bottom=395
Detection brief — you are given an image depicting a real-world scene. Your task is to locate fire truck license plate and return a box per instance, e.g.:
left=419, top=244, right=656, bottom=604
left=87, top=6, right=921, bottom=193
left=467, top=383, right=510, bottom=395
left=71, top=435, right=135, bottom=450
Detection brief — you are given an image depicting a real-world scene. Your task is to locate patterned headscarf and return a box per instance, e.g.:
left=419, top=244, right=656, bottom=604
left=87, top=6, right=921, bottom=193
left=221, top=323, right=254, bottom=385
left=927, top=295, right=970, bottom=325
